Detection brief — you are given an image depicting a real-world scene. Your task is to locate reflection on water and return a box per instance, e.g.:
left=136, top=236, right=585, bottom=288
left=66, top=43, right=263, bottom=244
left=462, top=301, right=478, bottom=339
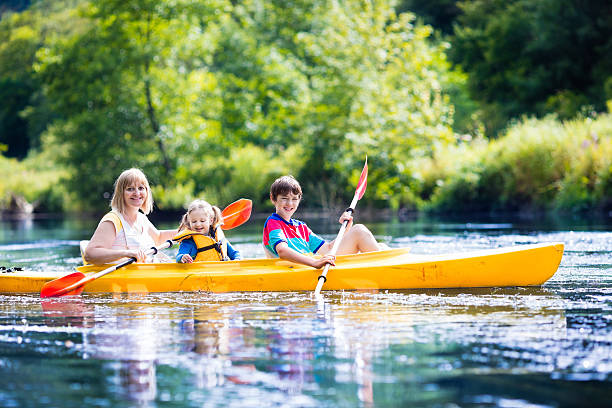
left=0, top=215, right=610, bottom=407
left=0, top=283, right=610, bottom=407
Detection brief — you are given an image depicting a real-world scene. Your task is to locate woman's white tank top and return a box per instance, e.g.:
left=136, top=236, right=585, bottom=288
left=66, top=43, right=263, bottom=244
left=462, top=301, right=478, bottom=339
left=110, top=212, right=156, bottom=262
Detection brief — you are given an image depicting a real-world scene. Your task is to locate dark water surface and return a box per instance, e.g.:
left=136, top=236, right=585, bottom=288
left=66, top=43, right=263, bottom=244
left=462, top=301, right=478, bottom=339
left=0, top=214, right=611, bottom=407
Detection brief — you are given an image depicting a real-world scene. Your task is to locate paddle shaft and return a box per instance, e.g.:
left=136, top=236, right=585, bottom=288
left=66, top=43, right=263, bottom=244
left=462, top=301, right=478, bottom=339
left=314, top=193, right=360, bottom=295
left=48, top=240, right=174, bottom=297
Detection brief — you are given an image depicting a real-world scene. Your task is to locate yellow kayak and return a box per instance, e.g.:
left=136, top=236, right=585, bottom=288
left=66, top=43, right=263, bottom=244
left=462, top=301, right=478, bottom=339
left=0, top=243, right=563, bottom=294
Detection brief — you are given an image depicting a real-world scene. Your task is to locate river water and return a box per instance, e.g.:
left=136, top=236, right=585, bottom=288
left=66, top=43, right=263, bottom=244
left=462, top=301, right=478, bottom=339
left=0, top=213, right=610, bottom=407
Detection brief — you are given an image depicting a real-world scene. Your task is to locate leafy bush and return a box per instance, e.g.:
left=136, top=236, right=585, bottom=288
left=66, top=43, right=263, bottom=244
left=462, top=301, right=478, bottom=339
left=0, top=149, right=68, bottom=212
left=414, top=138, right=492, bottom=212
left=555, top=116, right=612, bottom=211
left=154, top=144, right=306, bottom=212
left=417, top=113, right=612, bottom=213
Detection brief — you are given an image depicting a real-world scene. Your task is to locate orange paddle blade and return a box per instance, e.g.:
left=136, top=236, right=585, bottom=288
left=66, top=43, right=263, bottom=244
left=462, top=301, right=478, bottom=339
left=355, top=156, right=368, bottom=200
left=221, top=199, right=252, bottom=230
left=40, top=272, right=87, bottom=298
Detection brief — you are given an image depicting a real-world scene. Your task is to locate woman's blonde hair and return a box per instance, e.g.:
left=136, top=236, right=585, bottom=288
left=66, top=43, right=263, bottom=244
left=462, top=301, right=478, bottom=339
left=178, top=199, right=223, bottom=234
left=110, top=168, right=154, bottom=215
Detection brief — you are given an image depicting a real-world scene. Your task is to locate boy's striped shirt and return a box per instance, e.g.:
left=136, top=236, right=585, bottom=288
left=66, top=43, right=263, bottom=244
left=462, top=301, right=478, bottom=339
left=262, top=213, right=325, bottom=257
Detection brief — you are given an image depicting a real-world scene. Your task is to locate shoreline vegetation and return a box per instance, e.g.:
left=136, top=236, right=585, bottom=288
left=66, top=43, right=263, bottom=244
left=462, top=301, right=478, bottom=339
left=1, top=1, right=611, bottom=218
left=3, top=113, right=611, bottom=218
left=416, top=113, right=612, bottom=215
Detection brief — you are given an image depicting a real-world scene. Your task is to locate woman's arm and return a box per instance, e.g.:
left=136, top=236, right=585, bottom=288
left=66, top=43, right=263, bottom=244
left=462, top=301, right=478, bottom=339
left=84, top=221, right=146, bottom=264
left=146, top=218, right=177, bottom=246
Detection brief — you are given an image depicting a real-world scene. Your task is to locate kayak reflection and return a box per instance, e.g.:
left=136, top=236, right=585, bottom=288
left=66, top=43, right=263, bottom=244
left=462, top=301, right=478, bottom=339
left=41, top=297, right=94, bottom=328
left=35, top=288, right=567, bottom=406
left=41, top=296, right=160, bottom=404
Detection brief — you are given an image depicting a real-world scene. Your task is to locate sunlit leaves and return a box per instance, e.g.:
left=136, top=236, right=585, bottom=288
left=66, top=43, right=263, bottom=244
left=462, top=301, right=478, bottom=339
left=8, top=0, right=464, bottom=210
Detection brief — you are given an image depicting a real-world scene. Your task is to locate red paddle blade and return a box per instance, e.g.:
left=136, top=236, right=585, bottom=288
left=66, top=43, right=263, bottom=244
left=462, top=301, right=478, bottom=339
left=40, top=272, right=87, bottom=298
left=355, top=157, right=368, bottom=200
left=221, top=199, right=252, bottom=230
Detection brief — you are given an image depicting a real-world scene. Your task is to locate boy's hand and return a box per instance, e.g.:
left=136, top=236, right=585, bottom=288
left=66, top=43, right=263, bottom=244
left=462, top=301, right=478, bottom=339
left=339, top=211, right=353, bottom=228
left=181, top=254, right=194, bottom=263
left=312, top=254, right=336, bottom=269
left=276, top=242, right=335, bottom=269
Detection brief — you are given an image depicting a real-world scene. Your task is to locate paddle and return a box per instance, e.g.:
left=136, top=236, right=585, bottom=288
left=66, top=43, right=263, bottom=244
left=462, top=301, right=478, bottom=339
left=221, top=198, right=252, bottom=230
left=40, top=241, right=173, bottom=298
left=314, top=157, right=368, bottom=296
left=40, top=198, right=253, bottom=298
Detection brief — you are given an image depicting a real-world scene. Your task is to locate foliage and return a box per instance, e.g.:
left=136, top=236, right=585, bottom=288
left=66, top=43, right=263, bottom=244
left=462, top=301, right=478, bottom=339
left=555, top=116, right=612, bottom=211
left=0, top=149, right=69, bottom=212
left=0, top=7, right=40, bottom=158
left=0, top=0, right=86, bottom=158
left=418, top=113, right=612, bottom=213
left=395, top=0, right=461, bottom=35
left=259, top=1, right=457, bottom=207
left=33, top=0, right=239, bottom=209
left=450, top=0, right=612, bottom=136
left=3, top=0, right=611, bottom=215
left=154, top=143, right=306, bottom=212
left=23, top=0, right=461, bottom=211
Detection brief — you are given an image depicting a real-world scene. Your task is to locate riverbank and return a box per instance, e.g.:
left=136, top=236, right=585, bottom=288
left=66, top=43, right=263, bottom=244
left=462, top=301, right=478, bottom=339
left=413, top=113, right=612, bottom=214
left=2, top=114, right=611, bottom=216
left=3, top=207, right=611, bottom=234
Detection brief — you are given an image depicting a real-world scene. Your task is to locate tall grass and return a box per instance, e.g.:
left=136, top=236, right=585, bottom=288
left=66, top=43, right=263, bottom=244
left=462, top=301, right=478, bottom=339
left=417, top=113, right=612, bottom=213
left=0, top=149, right=69, bottom=213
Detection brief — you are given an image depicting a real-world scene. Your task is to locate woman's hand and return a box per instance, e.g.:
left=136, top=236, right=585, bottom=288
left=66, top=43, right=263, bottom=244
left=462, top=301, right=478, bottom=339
left=126, top=248, right=148, bottom=263
left=180, top=254, right=194, bottom=263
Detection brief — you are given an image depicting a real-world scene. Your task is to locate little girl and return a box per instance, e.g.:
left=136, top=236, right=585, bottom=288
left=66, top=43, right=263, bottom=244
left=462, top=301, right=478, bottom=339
left=174, top=199, right=241, bottom=263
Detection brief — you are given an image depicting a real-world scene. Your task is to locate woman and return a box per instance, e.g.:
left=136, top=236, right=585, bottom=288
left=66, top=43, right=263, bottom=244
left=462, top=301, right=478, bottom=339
left=84, top=168, right=176, bottom=264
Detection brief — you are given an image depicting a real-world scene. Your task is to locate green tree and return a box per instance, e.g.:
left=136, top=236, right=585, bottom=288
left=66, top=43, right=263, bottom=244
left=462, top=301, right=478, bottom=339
left=32, top=0, right=462, bottom=211
left=0, top=9, right=41, bottom=158
left=395, top=0, right=461, bottom=35
left=0, top=0, right=88, bottom=158
left=231, top=1, right=459, bottom=208
left=37, top=0, right=230, bottom=208
left=451, top=0, right=612, bottom=135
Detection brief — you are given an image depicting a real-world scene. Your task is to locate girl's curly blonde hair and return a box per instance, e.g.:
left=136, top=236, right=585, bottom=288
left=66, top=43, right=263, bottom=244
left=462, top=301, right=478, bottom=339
left=178, top=199, right=223, bottom=235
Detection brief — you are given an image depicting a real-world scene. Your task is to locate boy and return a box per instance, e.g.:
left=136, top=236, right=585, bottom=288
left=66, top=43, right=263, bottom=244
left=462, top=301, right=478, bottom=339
left=263, top=175, right=387, bottom=269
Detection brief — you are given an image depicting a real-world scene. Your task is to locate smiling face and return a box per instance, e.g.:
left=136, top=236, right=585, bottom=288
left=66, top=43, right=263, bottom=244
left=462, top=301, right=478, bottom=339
left=271, top=192, right=301, bottom=221
left=111, top=168, right=153, bottom=215
left=123, top=183, right=148, bottom=211
left=187, top=208, right=212, bottom=234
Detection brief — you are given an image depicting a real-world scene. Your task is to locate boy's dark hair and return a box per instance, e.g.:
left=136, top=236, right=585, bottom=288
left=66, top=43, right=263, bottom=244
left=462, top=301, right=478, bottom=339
left=270, top=175, right=302, bottom=200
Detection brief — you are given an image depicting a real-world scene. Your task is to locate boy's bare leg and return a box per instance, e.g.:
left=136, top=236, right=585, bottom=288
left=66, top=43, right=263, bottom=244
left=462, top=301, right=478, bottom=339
left=334, top=224, right=387, bottom=255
